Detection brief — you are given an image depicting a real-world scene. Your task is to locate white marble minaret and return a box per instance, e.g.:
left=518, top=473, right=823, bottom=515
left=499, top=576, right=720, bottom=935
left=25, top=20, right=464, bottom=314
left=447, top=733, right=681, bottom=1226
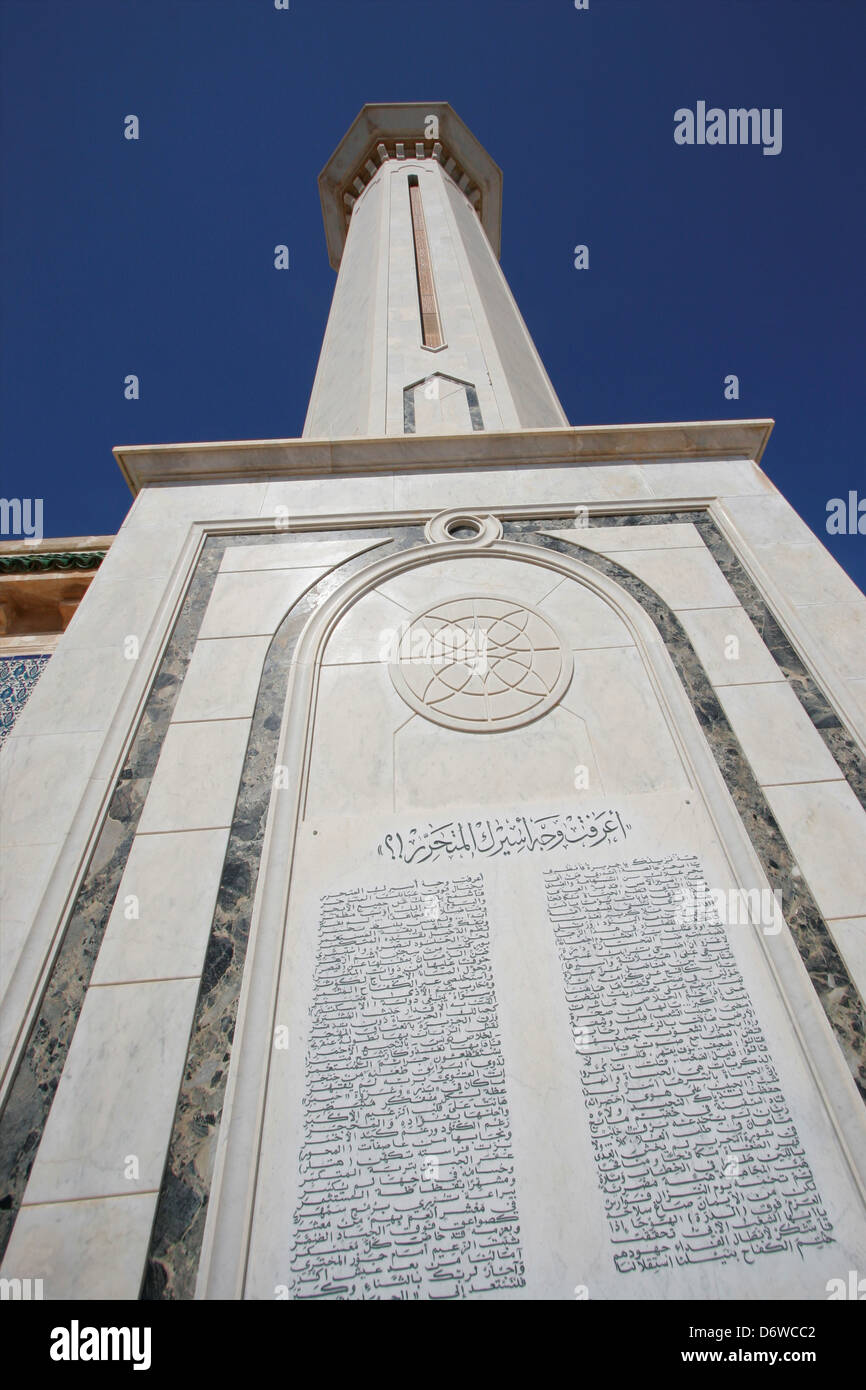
left=305, top=103, right=566, bottom=439
left=1, top=103, right=866, bottom=1303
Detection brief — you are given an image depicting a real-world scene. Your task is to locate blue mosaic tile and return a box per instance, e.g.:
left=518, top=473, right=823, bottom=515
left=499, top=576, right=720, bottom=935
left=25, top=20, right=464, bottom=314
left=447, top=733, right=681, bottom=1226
left=0, top=654, right=51, bottom=747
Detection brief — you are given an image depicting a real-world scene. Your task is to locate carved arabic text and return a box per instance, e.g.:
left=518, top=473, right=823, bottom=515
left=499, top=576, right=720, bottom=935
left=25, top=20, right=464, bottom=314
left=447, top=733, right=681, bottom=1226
left=379, top=809, right=630, bottom=865
left=546, top=855, right=833, bottom=1274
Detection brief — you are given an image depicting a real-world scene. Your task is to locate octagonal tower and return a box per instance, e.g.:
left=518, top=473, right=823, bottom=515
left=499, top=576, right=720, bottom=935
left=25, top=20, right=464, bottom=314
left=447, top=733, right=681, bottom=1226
left=304, top=102, right=568, bottom=439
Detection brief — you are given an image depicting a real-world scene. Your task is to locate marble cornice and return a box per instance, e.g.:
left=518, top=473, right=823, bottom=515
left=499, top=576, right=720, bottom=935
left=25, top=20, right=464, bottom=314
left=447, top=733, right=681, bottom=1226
left=318, top=102, right=503, bottom=269
left=114, top=419, right=775, bottom=493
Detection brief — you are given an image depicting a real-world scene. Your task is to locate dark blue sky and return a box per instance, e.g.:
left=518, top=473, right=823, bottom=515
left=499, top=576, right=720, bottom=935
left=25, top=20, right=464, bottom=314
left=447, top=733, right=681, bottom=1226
left=1, top=0, right=863, bottom=588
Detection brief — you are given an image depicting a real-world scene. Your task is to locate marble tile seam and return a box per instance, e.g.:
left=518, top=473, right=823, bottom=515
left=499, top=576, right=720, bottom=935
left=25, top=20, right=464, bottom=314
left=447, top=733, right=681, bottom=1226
left=133, top=825, right=238, bottom=837
left=20, top=1189, right=160, bottom=1210
left=712, top=679, right=798, bottom=690
left=564, top=644, right=638, bottom=664
left=323, top=642, right=641, bottom=667
left=713, top=676, right=793, bottom=686
left=678, top=603, right=753, bottom=615
left=0, top=832, right=66, bottom=853
left=794, top=599, right=866, bottom=611
left=1, top=719, right=120, bottom=739
left=86, top=976, right=201, bottom=988
left=759, top=776, right=847, bottom=789
left=595, top=541, right=705, bottom=553
left=536, top=574, right=571, bottom=605
left=320, top=658, right=404, bottom=669
left=168, top=714, right=255, bottom=726
left=217, top=559, right=380, bottom=575
left=670, top=600, right=746, bottom=611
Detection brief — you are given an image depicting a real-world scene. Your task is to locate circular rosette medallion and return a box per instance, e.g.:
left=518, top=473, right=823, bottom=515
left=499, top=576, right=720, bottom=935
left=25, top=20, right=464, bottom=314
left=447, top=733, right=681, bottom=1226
left=389, top=595, right=573, bottom=732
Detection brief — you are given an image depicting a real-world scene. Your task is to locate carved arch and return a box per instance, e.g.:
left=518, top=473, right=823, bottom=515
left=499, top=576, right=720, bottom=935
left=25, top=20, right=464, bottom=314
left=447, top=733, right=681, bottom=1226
left=194, top=534, right=859, bottom=1297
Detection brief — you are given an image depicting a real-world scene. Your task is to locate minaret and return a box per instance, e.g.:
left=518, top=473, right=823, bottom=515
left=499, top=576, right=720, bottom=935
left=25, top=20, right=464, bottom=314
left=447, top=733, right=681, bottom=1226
left=304, top=102, right=568, bottom=439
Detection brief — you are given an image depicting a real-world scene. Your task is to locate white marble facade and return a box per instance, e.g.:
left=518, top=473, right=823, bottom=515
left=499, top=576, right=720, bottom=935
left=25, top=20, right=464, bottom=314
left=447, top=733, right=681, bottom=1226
left=3, top=448, right=865, bottom=1301
left=1, top=104, right=866, bottom=1301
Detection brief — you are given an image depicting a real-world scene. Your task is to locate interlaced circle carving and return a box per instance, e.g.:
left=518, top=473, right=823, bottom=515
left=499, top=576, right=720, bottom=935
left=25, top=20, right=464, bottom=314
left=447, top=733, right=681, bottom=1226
left=389, top=594, right=573, bottom=732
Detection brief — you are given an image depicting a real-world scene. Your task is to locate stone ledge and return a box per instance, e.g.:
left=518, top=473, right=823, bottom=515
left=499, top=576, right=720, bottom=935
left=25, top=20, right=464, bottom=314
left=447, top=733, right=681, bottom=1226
left=114, top=419, right=775, bottom=492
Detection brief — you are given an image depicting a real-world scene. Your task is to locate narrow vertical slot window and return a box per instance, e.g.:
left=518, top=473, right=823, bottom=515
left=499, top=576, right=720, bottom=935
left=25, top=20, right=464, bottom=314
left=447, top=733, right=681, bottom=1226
left=407, top=174, right=444, bottom=349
